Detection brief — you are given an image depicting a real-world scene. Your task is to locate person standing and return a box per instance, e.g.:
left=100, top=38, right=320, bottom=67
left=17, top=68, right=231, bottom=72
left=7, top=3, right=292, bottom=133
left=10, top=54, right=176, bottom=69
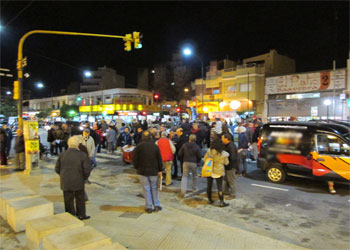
left=178, top=134, right=202, bottom=198
left=14, top=129, right=25, bottom=171
left=251, top=121, right=262, bottom=161
left=47, top=125, right=57, bottom=156
left=90, top=124, right=101, bottom=167
left=181, top=118, right=192, bottom=136
left=61, top=123, right=70, bottom=151
left=77, top=129, right=95, bottom=160
left=55, top=124, right=64, bottom=155
left=156, top=131, right=175, bottom=186
left=172, top=128, right=188, bottom=180
left=221, top=133, right=238, bottom=198
left=133, top=127, right=143, bottom=145
left=204, top=139, right=229, bottom=207
left=117, top=127, right=132, bottom=148
left=2, top=124, right=13, bottom=158
left=0, top=128, right=8, bottom=166
left=237, top=126, right=249, bottom=176
left=55, top=136, right=91, bottom=220
left=106, top=126, right=116, bottom=153
left=133, top=131, right=163, bottom=213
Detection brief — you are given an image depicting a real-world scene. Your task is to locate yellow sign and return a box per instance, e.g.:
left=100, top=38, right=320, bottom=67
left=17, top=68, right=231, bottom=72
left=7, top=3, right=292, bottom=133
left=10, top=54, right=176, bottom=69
left=79, top=106, right=91, bottom=112
left=25, top=140, right=40, bottom=154
left=23, top=121, right=39, bottom=140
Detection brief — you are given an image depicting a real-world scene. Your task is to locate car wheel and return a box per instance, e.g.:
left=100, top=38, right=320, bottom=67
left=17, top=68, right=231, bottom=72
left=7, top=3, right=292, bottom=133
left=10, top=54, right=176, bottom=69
left=266, top=164, right=286, bottom=183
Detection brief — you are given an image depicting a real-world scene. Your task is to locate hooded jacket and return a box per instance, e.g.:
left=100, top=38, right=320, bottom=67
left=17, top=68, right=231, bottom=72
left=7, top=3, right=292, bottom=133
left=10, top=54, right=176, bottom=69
left=203, top=149, right=229, bottom=177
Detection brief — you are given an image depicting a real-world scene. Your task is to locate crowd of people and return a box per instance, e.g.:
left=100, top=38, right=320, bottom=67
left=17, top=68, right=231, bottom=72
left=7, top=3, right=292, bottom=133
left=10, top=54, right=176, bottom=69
left=51, top=116, right=264, bottom=218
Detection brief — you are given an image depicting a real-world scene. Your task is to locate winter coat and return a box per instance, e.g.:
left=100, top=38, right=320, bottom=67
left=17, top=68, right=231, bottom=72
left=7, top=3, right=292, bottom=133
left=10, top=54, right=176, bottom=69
left=133, top=132, right=142, bottom=145
left=252, top=126, right=262, bottom=143
left=181, top=122, right=192, bottom=136
left=133, top=139, right=163, bottom=176
left=191, top=128, right=205, bottom=148
left=173, top=134, right=188, bottom=153
left=90, top=129, right=100, bottom=146
left=178, top=142, right=202, bottom=164
left=117, top=132, right=132, bottom=147
left=55, top=128, right=64, bottom=140
left=62, top=128, right=70, bottom=142
left=106, top=129, right=116, bottom=143
left=47, top=129, right=56, bottom=143
left=224, top=141, right=238, bottom=170
left=77, top=135, right=95, bottom=158
left=15, top=135, right=25, bottom=154
left=156, top=137, right=175, bottom=162
left=55, top=148, right=91, bottom=191
left=0, top=131, right=7, bottom=153
left=203, top=149, right=229, bottom=177
left=5, top=128, right=13, bottom=145
left=210, top=127, right=218, bottom=143
left=238, top=133, right=249, bottom=149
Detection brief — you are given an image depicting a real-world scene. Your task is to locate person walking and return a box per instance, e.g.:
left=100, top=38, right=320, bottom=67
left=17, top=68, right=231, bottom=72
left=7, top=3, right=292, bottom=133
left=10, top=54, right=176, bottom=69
left=237, top=126, right=249, bottom=176
left=172, top=128, right=188, bottom=180
left=55, top=136, right=92, bottom=220
left=0, top=128, right=8, bottom=166
left=106, top=126, right=117, bottom=153
left=221, top=133, right=238, bottom=198
left=133, top=131, right=163, bottom=213
left=178, top=134, right=202, bottom=198
left=156, top=131, right=175, bottom=186
left=14, top=129, right=25, bottom=171
left=204, top=139, right=230, bottom=207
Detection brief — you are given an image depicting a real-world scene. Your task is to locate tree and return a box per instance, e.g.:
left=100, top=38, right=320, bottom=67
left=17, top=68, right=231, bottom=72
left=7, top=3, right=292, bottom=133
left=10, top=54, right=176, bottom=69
left=0, top=99, right=17, bottom=117
left=36, top=108, right=52, bottom=119
left=60, top=104, right=79, bottom=120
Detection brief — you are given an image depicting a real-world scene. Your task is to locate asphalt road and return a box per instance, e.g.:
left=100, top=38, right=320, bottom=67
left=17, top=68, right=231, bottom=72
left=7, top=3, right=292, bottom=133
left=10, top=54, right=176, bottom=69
left=36, top=128, right=350, bottom=250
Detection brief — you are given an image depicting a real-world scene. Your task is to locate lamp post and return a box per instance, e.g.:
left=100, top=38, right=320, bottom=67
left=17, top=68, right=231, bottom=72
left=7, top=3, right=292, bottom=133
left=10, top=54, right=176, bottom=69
left=182, top=47, right=204, bottom=117
left=324, top=99, right=331, bottom=121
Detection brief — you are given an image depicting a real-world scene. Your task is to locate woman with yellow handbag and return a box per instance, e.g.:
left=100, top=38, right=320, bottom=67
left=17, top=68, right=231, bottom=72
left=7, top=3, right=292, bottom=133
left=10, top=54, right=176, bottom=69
left=203, top=139, right=230, bottom=207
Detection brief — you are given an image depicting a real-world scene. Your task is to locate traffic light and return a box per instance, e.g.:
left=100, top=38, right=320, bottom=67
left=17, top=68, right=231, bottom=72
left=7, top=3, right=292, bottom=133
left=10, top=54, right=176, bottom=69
left=176, top=107, right=181, bottom=113
left=13, top=80, right=19, bottom=100
left=153, top=93, right=159, bottom=100
left=124, top=34, right=132, bottom=52
left=141, top=111, right=147, bottom=116
left=76, top=96, right=82, bottom=102
left=133, top=31, right=142, bottom=49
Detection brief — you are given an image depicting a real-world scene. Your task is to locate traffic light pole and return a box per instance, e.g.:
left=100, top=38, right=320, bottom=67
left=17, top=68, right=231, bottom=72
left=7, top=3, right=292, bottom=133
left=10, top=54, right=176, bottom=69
left=16, top=30, right=134, bottom=128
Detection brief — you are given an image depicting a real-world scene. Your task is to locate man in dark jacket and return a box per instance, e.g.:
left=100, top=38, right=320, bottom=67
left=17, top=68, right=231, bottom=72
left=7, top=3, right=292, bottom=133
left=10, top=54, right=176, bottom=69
left=0, top=128, right=7, bottom=166
left=2, top=124, right=13, bottom=158
left=117, top=127, right=132, bottom=148
left=55, top=136, right=92, bottom=220
left=133, top=131, right=163, bottom=213
left=222, top=133, right=238, bottom=198
left=178, top=134, right=202, bottom=197
left=180, top=118, right=192, bottom=136
left=172, top=128, right=188, bottom=180
left=14, top=129, right=25, bottom=171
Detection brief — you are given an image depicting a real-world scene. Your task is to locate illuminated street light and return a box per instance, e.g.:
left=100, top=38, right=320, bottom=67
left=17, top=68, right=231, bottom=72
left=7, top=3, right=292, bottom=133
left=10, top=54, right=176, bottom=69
left=184, top=88, right=189, bottom=92
left=84, top=71, right=92, bottom=78
left=230, top=100, right=241, bottom=110
left=6, top=91, right=12, bottom=95
left=183, top=48, right=192, bottom=56
left=171, top=82, right=175, bottom=86
left=151, top=70, right=155, bottom=74
left=36, top=82, right=44, bottom=88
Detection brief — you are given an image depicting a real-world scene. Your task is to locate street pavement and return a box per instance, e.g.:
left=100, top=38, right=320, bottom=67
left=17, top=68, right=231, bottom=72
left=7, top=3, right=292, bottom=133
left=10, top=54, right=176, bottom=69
left=0, top=128, right=349, bottom=249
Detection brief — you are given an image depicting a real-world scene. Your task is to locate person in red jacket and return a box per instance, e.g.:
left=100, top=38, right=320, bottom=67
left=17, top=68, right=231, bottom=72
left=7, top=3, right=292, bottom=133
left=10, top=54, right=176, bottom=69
left=156, top=131, right=176, bottom=186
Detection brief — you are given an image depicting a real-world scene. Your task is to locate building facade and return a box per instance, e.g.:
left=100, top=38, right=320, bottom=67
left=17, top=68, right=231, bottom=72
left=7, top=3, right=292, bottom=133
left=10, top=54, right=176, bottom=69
left=81, top=66, right=125, bottom=92
left=194, top=50, right=295, bottom=120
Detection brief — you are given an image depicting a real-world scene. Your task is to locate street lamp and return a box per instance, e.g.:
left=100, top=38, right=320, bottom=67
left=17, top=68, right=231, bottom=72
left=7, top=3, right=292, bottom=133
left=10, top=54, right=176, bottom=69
left=184, top=88, right=189, bottom=92
left=84, top=71, right=92, bottom=78
left=324, top=99, right=331, bottom=121
left=36, top=82, right=44, bottom=89
left=182, top=46, right=204, bottom=117
left=6, top=91, right=12, bottom=95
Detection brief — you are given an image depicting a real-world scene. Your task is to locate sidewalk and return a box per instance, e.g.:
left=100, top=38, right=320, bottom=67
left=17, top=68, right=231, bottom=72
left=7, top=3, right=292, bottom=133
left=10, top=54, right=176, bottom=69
left=0, top=156, right=309, bottom=250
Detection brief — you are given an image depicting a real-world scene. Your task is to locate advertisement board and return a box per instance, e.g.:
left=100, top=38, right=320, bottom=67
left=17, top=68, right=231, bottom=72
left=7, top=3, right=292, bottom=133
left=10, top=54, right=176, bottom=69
left=266, top=69, right=345, bottom=94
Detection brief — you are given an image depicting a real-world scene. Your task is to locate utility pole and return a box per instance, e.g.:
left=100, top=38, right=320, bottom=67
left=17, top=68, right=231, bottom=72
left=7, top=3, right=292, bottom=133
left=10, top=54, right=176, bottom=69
left=333, top=60, right=336, bottom=119
left=247, top=72, right=250, bottom=111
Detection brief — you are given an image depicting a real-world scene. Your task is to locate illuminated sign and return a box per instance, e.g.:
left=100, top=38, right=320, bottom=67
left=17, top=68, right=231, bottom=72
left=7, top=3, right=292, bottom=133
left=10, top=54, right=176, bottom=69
left=118, top=112, right=138, bottom=116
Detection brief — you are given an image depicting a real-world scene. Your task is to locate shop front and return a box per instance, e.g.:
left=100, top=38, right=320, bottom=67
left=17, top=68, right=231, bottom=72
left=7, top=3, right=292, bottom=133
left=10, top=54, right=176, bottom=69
left=266, top=69, right=347, bottom=121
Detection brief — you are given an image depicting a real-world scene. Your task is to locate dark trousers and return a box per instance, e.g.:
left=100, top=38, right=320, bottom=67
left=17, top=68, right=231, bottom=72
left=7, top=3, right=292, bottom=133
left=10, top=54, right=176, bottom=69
left=63, top=190, right=86, bottom=217
left=61, top=141, right=68, bottom=151
left=6, top=142, right=11, bottom=157
left=0, top=152, right=7, bottom=165
left=207, top=176, right=223, bottom=193
left=56, top=142, right=63, bottom=154
left=172, top=153, right=183, bottom=177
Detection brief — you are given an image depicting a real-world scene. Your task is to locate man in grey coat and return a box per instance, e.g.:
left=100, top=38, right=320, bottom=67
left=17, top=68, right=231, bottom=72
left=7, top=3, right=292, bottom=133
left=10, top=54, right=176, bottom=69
left=55, top=136, right=92, bottom=220
left=106, top=126, right=116, bottom=153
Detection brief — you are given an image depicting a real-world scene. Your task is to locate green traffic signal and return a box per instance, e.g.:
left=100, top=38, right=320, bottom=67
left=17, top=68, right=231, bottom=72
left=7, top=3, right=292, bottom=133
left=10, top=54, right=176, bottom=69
left=77, top=96, right=82, bottom=101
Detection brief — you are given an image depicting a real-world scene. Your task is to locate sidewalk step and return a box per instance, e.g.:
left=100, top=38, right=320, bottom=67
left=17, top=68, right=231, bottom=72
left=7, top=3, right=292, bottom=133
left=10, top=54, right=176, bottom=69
left=7, top=196, right=54, bottom=232
left=92, top=242, right=127, bottom=250
left=0, top=190, right=38, bottom=220
left=26, top=212, right=84, bottom=250
left=42, top=225, right=112, bottom=250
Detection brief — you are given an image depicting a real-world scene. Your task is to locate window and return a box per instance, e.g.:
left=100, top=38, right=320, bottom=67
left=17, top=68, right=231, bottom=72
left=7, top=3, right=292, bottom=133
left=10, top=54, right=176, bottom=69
left=316, top=134, right=350, bottom=156
left=227, top=86, right=236, bottom=92
left=240, top=83, right=252, bottom=92
left=213, top=89, right=220, bottom=94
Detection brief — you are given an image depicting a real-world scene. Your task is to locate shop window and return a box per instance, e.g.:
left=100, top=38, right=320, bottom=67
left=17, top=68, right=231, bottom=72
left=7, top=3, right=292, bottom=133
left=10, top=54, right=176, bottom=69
left=227, top=86, right=236, bottom=92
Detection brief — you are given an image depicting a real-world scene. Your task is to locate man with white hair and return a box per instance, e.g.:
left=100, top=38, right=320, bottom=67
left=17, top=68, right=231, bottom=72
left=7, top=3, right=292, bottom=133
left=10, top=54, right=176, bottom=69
left=55, top=136, right=92, bottom=220
left=156, top=131, right=175, bottom=186
left=77, top=128, right=95, bottom=159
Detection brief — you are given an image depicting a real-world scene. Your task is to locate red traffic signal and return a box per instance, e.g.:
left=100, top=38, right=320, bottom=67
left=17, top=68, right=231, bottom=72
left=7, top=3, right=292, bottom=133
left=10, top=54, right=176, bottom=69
left=141, top=111, right=147, bottom=116
left=176, top=107, right=181, bottom=113
left=153, top=94, right=159, bottom=99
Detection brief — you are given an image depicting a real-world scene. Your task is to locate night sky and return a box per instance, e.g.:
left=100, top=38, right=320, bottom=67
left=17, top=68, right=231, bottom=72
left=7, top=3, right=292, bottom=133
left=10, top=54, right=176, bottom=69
left=1, top=1, right=349, bottom=98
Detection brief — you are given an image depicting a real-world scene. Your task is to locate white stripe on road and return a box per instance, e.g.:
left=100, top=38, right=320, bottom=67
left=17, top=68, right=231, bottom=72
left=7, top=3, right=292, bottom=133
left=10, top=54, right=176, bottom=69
left=251, top=183, right=289, bottom=192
